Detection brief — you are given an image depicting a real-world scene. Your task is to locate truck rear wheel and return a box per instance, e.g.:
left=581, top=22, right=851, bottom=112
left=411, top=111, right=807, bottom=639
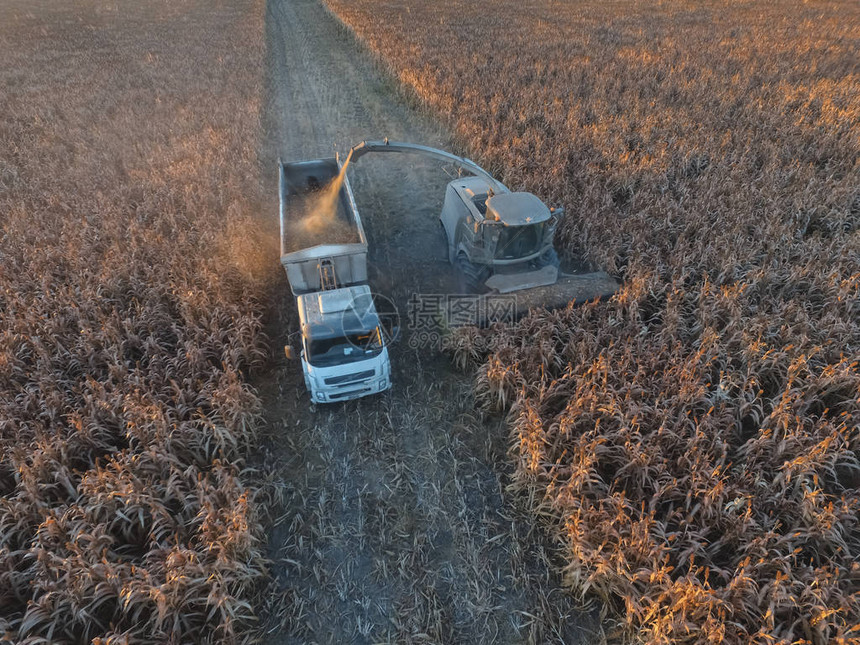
left=455, top=253, right=490, bottom=293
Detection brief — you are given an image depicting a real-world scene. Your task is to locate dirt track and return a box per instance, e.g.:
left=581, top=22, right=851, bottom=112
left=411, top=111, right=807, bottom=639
left=258, top=0, right=600, bottom=642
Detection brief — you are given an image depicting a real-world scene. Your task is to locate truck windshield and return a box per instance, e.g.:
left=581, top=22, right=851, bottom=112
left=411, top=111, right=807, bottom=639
left=494, top=223, right=544, bottom=259
left=307, top=328, right=383, bottom=367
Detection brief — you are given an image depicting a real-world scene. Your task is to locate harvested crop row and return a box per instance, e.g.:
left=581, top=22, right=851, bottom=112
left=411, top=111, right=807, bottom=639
left=325, top=0, right=860, bottom=642
left=0, top=1, right=274, bottom=642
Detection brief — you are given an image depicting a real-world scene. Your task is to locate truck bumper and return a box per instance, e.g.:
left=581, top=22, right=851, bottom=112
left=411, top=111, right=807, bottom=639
left=311, top=375, right=391, bottom=404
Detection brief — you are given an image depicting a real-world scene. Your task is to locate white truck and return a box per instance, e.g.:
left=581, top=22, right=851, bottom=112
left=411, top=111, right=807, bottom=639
left=279, top=157, right=392, bottom=403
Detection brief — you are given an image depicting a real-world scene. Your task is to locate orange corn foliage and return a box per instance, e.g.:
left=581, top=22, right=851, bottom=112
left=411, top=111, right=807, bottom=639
left=326, top=0, right=860, bottom=642
left=0, top=1, right=272, bottom=642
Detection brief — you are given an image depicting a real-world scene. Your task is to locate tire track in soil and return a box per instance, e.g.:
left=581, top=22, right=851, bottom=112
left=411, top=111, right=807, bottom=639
left=256, top=0, right=601, bottom=642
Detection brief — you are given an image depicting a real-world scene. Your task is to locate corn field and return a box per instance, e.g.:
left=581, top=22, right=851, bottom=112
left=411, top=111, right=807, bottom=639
left=0, top=1, right=272, bottom=642
left=326, top=0, right=860, bottom=642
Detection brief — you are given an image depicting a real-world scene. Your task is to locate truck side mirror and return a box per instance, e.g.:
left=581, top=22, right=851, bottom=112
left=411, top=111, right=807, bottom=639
left=285, top=331, right=302, bottom=360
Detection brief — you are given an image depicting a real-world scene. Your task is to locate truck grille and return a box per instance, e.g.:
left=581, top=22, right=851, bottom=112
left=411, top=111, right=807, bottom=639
left=324, top=370, right=374, bottom=386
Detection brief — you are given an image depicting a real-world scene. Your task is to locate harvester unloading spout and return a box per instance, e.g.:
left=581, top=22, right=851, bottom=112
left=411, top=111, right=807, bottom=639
left=343, top=139, right=508, bottom=195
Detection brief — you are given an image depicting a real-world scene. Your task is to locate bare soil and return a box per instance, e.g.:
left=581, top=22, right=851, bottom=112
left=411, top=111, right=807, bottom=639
left=255, top=0, right=602, bottom=642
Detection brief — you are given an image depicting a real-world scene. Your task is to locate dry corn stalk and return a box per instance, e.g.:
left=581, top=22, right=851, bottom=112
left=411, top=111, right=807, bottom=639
left=0, top=1, right=272, bottom=642
left=331, top=0, right=860, bottom=640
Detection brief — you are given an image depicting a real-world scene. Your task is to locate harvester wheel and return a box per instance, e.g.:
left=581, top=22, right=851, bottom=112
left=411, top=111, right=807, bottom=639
left=455, top=253, right=490, bottom=293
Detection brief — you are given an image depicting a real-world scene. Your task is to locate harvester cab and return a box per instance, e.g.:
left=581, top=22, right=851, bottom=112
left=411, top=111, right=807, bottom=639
left=439, top=178, right=562, bottom=292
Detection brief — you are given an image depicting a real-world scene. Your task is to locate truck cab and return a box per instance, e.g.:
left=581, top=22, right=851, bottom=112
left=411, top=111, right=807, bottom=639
left=296, top=285, right=391, bottom=403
